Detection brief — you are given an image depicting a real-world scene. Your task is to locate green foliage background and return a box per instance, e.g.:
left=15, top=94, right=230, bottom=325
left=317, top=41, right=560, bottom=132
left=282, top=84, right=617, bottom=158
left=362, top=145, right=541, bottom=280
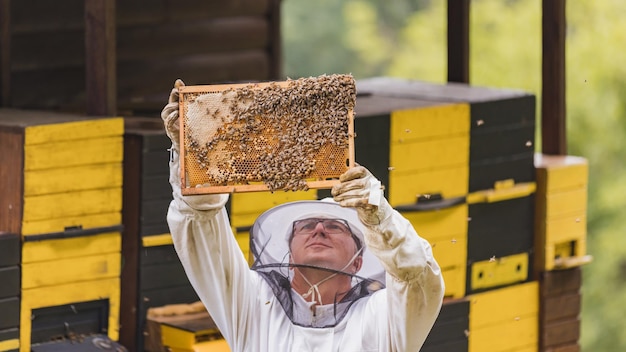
left=282, top=0, right=626, bottom=350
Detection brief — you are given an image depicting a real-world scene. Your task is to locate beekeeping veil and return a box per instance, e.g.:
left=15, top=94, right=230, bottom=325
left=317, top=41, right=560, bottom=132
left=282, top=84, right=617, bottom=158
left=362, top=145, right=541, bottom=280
left=250, top=199, right=385, bottom=328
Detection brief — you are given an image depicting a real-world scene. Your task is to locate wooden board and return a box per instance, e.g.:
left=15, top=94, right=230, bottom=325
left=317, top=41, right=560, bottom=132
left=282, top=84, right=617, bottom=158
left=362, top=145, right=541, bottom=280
left=8, top=0, right=280, bottom=112
left=0, top=267, right=20, bottom=299
left=423, top=299, right=469, bottom=349
left=0, top=297, right=19, bottom=330
left=539, top=268, right=582, bottom=351
left=30, top=335, right=126, bottom=352
left=22, top=232, right=121, bottom=263
left=20, top=278, right=120, bottom=351
left=0, top=233, right=20, bottom=267
left=0, top=328, right=19, bottom=352
left=22, top=252, right=121, bottom=289
left=467, top=195, right=535, bottom=263
left=30, top=300, right=109, bottom=344
left=178, top=75, right=356, bottom=194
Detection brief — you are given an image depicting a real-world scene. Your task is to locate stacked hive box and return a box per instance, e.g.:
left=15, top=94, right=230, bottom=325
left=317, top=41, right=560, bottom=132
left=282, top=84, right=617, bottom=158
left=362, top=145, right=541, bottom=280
left=0, top=109, right=124, bottom=352
left=0, top=233, right=20, bottom=352
left=468, top=281, right=539, bottom=352
left=354, top=78, right=540, bottom=351
left=421, top=298, right=469, bottom=352
left=355, top=77, right=537, bottom=299
left=120, top=118, right=200, bottom=351
left=535, top=155, right=590, bottom=351
left=352, top=91, right=470, bottom=299
left=145, top=310, right=229, bottom=352
left=355, top=78, right=535, bottom=297
left=534, top=155, right=590, bottom=271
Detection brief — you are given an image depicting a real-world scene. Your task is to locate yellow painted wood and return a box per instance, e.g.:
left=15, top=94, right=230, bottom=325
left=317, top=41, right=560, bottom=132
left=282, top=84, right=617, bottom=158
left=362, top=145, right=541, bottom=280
left=544, top=188, right=587, bottom=218
left=469, top=315, right=538, bottom=352
left=229, top=190, right=317, bottom=230
left=535, top=154, right=590, bottom=271
left=24, top=163, right=123, bottom=196
left=402, top=206, right=467, bottom=298
left=470, top=253, right=529, bottom=291
left=442, top=266, right=466, bottom=299
left=230, top=189, right=317, bottom=215
left=469, top=281, right=539, bottom=330
left=0, top=339, right=19, bottom=351
left=24, top=117, right=124, bottom=145
left=535, top=154, right=588, bottom=193
left=160, top=324, right=197, bottom=350
left=508, top=345, right=538, bottom=352
left=390, top=135, right=469, bottom=172
left=20, top=277, right=120, bottom=352
left=466, top=182, right=536, bottom=204
left=22, top=252, right=121, bottom=289
left=544, top=213, right=587, bottom=241
left=429, top=234, right=467, bottom=270
left=536, top=211, right=588, bottom=271
left=402, top=204, right=468, bottom=238
left=143, top=233, right=174, bottom=247
left=161, top=324, right=221, bottom=351
left=390, top=103, right=470, bottom=142
left=546, top=239, right=589, bottom=270
left=21, top=212, right=121, bottom=236
left=192, top=339, right=231, bottom=352
left=24, top=136, right=123, bottom=171
left=389, top=166, right=468, bottom=206
left=22, top=232, right=121, bottom=263
left=230, top=213, right=259, bottom=231
left=22, top=188, right=122, bottom=221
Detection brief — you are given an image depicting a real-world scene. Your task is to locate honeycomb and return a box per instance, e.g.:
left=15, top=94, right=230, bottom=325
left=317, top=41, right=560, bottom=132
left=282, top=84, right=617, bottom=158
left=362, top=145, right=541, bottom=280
left=179, top=74, right=356, bottom=194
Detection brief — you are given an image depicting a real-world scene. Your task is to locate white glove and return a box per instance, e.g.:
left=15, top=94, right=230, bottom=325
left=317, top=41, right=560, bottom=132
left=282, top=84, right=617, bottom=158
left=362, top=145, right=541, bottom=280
left=161, top=79, right=229, bottom=210
left=160, top=79, right=185, bottom=151
left=331, top=166, right=393, bottom=226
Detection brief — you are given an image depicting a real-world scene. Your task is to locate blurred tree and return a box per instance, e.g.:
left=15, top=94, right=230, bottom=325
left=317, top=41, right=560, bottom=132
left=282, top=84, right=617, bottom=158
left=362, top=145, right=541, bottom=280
left=283, top=0, right=626, bottom=350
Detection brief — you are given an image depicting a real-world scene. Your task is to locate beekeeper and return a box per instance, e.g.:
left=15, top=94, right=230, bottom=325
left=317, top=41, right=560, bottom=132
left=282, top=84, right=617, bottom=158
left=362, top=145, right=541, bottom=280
left=162, top=80, right=444, bottom=351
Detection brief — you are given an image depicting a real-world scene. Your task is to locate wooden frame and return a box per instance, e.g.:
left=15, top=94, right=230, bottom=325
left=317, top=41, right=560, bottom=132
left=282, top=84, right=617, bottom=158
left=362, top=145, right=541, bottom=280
left=178, top=78, right=356, bottom=195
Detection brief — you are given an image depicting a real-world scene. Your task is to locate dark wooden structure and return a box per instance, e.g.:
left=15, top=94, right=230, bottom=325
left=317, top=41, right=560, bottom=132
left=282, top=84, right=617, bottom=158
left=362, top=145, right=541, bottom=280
left=0, top=0, right=282, bottom=115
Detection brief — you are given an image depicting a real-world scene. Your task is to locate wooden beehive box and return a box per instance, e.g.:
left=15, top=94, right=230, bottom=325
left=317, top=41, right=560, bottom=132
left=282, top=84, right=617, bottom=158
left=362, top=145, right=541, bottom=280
left=178, top=74, right=356, bottom=195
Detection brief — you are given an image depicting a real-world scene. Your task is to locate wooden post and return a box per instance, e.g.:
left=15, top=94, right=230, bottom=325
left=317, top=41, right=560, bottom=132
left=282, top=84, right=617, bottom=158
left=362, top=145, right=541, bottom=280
left=542, top=0, right=567, bottom=155
left=0, top=0, right=10, bottom=106
left=85, top=0, right=117, bottom=116
left=447, top=0, right=470, bottom=83
left=268, top=0, right=282, bottom=79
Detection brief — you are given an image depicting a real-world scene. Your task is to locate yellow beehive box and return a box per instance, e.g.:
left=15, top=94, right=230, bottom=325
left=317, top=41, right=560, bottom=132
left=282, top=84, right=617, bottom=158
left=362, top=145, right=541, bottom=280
left=0, top=109, right=124, bottom=237
left=535, top=154, right=591, bottom=271
left=401, top=203, right=468, bottom=298
left=20, top=278, right=120, bottom=352
left=468, top=281, right=539, bottom=352
left=388, top=103, right=470, bottom=206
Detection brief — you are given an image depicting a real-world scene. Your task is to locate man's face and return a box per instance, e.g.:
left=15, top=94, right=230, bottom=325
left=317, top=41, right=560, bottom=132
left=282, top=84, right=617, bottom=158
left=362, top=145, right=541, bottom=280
left=289, top=218, right=362, bottom=273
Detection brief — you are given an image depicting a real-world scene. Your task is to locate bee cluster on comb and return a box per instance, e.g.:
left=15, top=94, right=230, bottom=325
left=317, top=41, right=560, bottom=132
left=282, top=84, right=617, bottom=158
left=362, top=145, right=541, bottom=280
left=179, top=74, right=356, bottom=194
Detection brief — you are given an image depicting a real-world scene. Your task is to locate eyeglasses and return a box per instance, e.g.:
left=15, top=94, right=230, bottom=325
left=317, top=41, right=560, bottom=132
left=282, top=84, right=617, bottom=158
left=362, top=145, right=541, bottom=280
left=292, top=218, right=351, bottom=236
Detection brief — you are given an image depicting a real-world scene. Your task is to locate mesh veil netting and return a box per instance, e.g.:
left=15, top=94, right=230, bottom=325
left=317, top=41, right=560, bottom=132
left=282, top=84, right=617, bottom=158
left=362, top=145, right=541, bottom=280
left=250, top=199, right=386, bottom=328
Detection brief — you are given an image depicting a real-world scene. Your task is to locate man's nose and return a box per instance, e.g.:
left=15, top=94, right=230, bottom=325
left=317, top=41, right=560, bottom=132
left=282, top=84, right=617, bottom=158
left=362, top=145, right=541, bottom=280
left=311, top=222, right=328, bottom=236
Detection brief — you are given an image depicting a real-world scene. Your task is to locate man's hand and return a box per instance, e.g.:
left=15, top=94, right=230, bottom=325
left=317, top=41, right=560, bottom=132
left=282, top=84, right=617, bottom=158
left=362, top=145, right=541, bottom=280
left=160, top=79, right=185, bottom=150
left=331, top=166, right=389, bottom=225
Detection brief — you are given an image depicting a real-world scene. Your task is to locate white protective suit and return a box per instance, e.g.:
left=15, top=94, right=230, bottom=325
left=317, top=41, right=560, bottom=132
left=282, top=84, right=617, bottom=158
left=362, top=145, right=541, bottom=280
left=166, top=151, right=444, bottom=352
